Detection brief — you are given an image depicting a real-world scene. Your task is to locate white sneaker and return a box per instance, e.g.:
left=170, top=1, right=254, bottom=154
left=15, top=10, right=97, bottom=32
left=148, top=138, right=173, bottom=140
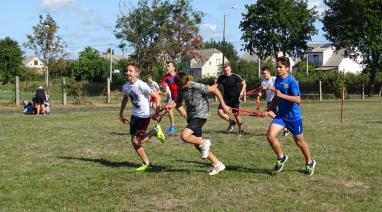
left=200, top=139, right=211, bottom=159
left=208, top=162, right=226, bottom=176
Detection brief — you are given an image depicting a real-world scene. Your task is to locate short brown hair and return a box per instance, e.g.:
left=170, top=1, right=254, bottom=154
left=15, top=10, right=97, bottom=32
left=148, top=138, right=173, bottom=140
left=127, top=62, right=140, bottom=73
left=166, top=61, right=177, bottom=68
left=261, top=66, right=270, bottom=72
left=277, top=56, right=290, bottom=68
left=223, top=64, right=231, bottom=69
left=175, top=71, right=190, bottom=87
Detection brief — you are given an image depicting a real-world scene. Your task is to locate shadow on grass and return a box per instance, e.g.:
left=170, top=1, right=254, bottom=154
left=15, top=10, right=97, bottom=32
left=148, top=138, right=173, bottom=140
left=109, top=132, right=130, bottom=136
left=176, top=160, right=273, bottom=175
left=58, top=156, right=200, bottom=173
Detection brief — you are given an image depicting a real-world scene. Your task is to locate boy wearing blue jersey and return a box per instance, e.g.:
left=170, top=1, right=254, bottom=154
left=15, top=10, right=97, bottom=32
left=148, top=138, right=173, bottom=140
left=266, top=57, right=316, bottom=176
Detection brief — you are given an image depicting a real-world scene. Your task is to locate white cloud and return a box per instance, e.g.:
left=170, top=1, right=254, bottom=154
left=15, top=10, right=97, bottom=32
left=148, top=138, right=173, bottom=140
left=38, top=0, right=113, bottom=30
left=200, top=23, right=221, bottom=40
left=39, top=0, right=74, bottom=12
left=307, top=0, right=328, bottom=16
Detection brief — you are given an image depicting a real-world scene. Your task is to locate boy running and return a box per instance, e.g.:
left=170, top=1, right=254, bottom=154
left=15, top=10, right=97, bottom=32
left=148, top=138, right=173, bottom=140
left=146, top=74, right=160, bottom=110
left=266, top=57, right=316, bottom=176
left=169, top=71, right=230, bottom=175
left=257, top=67, right=289, bottom=136
left=215, top=64, right=246, bottom=136
left=161, top=61, right=187, bottom=136
left=119, top=63, right=166, bottom=171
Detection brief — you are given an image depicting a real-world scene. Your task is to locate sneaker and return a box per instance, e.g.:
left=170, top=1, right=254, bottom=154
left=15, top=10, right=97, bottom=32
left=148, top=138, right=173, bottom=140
left=208, top=162, right=226, bottom=176
left=200, top=139, right=211, bottom=159
left=154, top=125, right=166, bottom=143
left=283, top=129, right=290, bottom=137
left=226, top=120, right=236, bottom=133
left=166, top=126, right=177, bottom=136
left=274, top=154, right=288, bottom=173
left=305, top=160, right=317, bottom=176
left=136, top=164, right=151, bottom=171
left=238, top=129, right=245, bottom=136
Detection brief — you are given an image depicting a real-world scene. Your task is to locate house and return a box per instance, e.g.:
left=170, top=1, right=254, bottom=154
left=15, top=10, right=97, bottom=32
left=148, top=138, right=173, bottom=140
left=241, top=51, right=296, bottom=68
left=23, top=56, right=45, bottom=74
left=306, top=44, right=364, bottom=74
left=186, top=48, right=229, bottom=80
left=101, top=53, right=124, bottom=63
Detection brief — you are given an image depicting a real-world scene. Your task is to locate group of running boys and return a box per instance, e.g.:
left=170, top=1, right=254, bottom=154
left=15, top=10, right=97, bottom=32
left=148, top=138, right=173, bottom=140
left=119, top=57, right=316, bottom=176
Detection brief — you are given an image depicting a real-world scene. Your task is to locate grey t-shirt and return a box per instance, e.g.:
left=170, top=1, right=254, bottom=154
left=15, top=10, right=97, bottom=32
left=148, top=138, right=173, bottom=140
left=176, top=81, right=209, bottom=120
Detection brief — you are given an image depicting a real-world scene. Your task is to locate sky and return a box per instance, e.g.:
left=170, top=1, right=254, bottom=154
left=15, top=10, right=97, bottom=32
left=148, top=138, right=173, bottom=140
left=0, top=0, right=329, bottom=59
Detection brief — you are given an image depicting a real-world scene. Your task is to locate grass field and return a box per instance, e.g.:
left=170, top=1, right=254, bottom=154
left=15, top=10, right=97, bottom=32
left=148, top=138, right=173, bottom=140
left=1, top=100, right=381, bottom=211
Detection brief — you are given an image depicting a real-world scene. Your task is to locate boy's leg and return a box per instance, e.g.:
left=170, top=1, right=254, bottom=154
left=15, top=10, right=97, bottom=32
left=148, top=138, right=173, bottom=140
left=131, top=135, right=150, bottom=165
left=166, top=109, right=177, bottom=135
left=176, top=106, right=187, bottom=119
left=267, top=123, right=285, bottom=158
left=193, top=145, right=220, bottom=165
left=293, top=134, right=312, bottom=165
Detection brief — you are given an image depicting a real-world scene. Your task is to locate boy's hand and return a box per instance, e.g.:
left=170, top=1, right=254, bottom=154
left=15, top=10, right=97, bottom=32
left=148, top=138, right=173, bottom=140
left=222, top=104, right=231, bottom=113
left=119, top=115, right=129, bottom=124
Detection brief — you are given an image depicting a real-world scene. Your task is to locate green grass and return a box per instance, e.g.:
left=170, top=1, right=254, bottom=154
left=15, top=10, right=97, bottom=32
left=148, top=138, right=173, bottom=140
left=0, top=100, right=381, bottom=211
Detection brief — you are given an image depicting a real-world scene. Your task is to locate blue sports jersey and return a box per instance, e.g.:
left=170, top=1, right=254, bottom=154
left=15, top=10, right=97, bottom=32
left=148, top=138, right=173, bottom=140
left=275, top=74, right=302, bottom=121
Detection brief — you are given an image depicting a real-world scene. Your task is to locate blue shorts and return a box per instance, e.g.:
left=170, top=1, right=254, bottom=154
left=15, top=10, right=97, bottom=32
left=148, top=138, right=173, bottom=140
left=272, top=118, right=303, bottom=136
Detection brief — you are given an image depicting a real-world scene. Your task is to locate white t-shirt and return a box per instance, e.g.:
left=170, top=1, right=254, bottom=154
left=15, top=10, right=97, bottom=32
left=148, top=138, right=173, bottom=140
left=147, top=81, right=159, bottom=92
left=122, top=79, right=153, bottom=118
left=261, top=76, right=276, bottom=103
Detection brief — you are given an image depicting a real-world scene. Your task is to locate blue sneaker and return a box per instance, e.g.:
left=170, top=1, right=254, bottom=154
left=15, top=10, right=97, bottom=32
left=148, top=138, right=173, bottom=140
left=166, top=126, right=177, bottom=136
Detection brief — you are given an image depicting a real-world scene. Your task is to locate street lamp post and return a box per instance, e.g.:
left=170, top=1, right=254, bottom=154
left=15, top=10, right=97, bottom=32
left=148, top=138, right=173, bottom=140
left=221, top=14, right=226, bottom=70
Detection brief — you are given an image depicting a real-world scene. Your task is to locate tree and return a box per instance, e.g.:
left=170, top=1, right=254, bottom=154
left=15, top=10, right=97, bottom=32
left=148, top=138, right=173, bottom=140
left=115, top=0, right=203, bottom=71
left=240, top=0, right=317, bottom=61
left=322, top=0, right=382, bottom=96
left=78, top=47, right=109, bottom=82
left=161, top=0, right=204, bottom=63
left=203, top=39, right=239, bottom=64
left=24, top=14, right=66, bottom=86
left=0, top=37, right=23, bottom=84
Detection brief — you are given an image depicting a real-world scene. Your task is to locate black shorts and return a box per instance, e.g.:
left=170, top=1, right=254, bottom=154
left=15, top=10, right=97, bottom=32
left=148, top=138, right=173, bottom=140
left=130, top=116, right=151, bottom=138
left=267, top=102, right=278, bottom=113
left=186, top=117, right=207, bottom=137
left=218, top=98, right=240, bottom=110
left=35, top=97, right=45, bottom=104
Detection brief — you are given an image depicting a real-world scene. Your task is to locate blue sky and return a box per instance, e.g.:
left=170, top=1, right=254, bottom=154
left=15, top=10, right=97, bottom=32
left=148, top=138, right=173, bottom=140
left=0, top=0, right=328, bottom=58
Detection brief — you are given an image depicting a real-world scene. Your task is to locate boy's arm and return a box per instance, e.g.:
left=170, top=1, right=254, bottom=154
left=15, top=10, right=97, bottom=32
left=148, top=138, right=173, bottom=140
left=149, top=91, right=162, bottom=119
left=267, top=87, right=301, bottom=103
left=240, top=80, right=247, bottom=97
left=208, top=86, right=230, bottom=112
left=119, top=96, right=129, bottom=124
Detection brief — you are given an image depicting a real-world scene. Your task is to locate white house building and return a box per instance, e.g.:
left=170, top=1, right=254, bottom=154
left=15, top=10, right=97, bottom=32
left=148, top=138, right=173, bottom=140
left=307, top=44, right=364, bottom=74
left=186, top=48, right=229, bottom=80
left=23, top=56, right=44, bottom=69
left=241, top=51, right=296, bottom=68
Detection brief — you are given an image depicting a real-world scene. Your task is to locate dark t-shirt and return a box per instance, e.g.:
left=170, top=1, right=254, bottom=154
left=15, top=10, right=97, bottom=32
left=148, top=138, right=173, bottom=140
left=216, top=73, right=243, bottom=100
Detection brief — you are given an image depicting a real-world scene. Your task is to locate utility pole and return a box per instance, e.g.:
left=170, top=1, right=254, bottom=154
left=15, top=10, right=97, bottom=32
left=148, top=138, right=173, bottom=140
left=306, top=53, right=309, bottom=76
left=109, top=45, right=113, bottom=83
left=221, top=13, right=226, bottom=71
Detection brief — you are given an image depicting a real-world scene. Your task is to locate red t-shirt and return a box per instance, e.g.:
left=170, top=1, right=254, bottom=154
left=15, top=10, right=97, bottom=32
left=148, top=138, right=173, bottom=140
left=161, top=73, right=178, bottom=100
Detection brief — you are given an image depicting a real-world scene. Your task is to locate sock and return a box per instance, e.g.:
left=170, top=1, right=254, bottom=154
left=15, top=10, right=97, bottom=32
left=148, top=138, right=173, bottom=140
left=144, top=161, right=150, bottom=165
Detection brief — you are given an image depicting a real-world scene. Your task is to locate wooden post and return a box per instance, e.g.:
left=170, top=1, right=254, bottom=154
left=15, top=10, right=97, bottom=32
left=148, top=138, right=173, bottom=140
left=243, top=93, right=247, bottom=103
left=62, top=77, right=67, bottom=105
left=379, top=86, right=382, bottom=98
left=362, top=83, right=365, bottom=100
left=107, top=78, right=111, bottom=104
left=15, top=76, right=20, bottom=105
left=319, top=80, right=322, bottom=101
left=340, top=71, right=345, bottom=125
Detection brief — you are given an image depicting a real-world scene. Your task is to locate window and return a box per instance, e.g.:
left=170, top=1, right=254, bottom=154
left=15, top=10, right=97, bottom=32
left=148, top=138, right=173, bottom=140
left=216, top=59, right=221, bottom=66
left=313, top=55, right=321, bottom=67
left=34, top=60, right=38, bottom=66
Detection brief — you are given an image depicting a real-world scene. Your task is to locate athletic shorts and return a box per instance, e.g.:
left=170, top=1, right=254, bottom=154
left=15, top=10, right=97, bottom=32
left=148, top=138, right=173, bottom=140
left=272, top=118, right=303, bottom=136
left=218, top=98, right=240, bottom=111
left=267, top=102, right=278, bottom=113
left=130, top=115, right=151, bottom=138
left=186, top=117, right=207, bottom=137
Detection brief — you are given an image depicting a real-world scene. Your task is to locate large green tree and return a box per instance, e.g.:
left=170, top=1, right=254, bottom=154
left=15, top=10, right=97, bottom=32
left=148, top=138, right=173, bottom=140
left=240, top=0, right=317, bottom=61
left=203, top=39, right=238, bottom=64
left=322, top=0, right=382, bottom=96
left=24, top=14, right=66, bottom=85
left=0, top=37, right=23, bottom=83
left=78, top=47, right=109, bottom=82
left=115, top=0, right=203, bottom=71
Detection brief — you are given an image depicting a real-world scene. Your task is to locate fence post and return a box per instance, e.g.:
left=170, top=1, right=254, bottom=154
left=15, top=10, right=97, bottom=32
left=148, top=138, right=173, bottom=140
left=379, top=86, right=382, bottom=98
left=362, top=83, right=365, bottom=100
left=15, top=76, right=20, bottom=105
left=62, top=77, right=67, bottom=105
left=319, top=80, right=322, bottom=101
left=107, top=78, right=111, bottom=104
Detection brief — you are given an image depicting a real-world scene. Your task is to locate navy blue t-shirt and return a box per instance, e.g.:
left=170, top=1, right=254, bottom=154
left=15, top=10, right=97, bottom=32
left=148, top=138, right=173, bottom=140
left=275, top=74, right=302, bottom=121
